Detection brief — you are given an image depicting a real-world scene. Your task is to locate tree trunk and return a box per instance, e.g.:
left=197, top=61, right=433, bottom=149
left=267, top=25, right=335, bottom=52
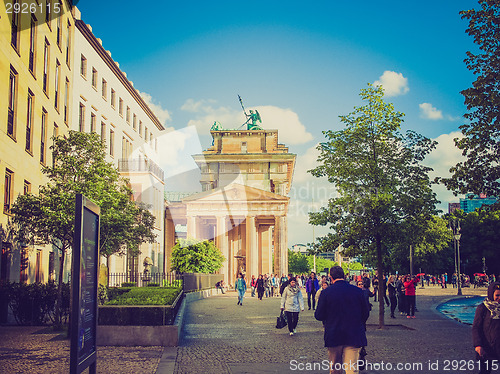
left=54, top=248, right=65, bottom=329
left=376, top=232, right=385, bottom=329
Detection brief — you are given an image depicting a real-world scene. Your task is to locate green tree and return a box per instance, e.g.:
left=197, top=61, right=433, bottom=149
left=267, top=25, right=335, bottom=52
left=170, top=239, right=224, bottom=273
left=288, top=249, right=310, bottom=274
left=309, top=84, right=438, bottom=327
left=442, top=1, right=500, bottom=195
left=11, top=131, right=156, bottom=327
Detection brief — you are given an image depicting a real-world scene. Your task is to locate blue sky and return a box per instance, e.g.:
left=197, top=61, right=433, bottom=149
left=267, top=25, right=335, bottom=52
left=76, top=0, right=478, bottom=245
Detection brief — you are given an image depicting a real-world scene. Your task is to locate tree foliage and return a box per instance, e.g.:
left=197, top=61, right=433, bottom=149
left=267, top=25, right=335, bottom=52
left=442, top=0, right=500, bottom=195
left=170, top=239, right=225, bottom=273
left=11, top=131, right=156, bottom=325
left=309, top=84, right=439, bottom=327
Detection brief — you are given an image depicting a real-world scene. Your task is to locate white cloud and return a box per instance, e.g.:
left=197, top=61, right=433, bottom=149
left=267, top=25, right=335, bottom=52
left=419, top=103, right=443, bottom=120
left=424, top=131, right=466, bottom=211
left=180, top=99, right=314, bottom=145
left=139, top=91, right=172, bottom=126
left=255, top=106, right=313, bottom=145
left=373, top=71, right=409, bottom=97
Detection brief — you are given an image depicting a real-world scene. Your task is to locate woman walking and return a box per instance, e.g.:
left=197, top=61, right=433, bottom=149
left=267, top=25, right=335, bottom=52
left=235, top=273, right=247, bottom=306
left=305, top=272, right=320, bottom=310
left=472, top=282, right=500, bottom=374
left=280, top=277, right=304, bottom=336
left=387, top=275, right=398, bottom=318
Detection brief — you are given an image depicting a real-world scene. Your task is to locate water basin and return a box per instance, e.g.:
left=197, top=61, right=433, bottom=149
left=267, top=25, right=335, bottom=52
left=437, top=296, right=485, bottom=325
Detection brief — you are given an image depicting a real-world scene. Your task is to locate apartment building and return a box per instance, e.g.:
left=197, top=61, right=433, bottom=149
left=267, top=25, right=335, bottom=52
left=71, top=14, right=166, bottom=276
left=1, top=0, right=75, bottom=284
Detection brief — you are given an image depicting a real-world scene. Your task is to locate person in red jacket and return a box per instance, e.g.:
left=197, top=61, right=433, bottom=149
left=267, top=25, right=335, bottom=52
left=403, top=275, right=419, bottom=318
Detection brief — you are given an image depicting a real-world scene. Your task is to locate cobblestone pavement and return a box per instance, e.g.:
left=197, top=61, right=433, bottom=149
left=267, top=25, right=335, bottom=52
left=0, top=285, right=488, bottom=374
left=174, top=286, right=488, bottom=374
left=0, top=326, right=162, bottom=374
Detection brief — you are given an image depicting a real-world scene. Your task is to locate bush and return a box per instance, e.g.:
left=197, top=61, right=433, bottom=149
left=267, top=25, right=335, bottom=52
left=105, top=287, right=181, bottom=306
left=146, top=283, right=160, bottom=287
left=163, top=279, right=182, bottom=288
left=0, top=281, right=70, bottom=325
left=121, top=282, right=136, bottom=287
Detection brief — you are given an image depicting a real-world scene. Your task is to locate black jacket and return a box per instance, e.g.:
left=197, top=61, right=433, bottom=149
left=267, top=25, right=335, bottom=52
left=472, top=303, right=500, bottom=359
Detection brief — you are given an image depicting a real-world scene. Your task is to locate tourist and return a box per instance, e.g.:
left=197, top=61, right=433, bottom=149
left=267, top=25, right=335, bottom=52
left=404, top=275, right=419, bottom=318
left=315, top=280, right=329, bottom=307
left=250, top=275, right=257, bottom=297
left=396, top=275, right=406, bottom=315
left=315, top=266, right=368, bottom=374
left=280, top=277, right=304, bottom=336
left=256, top=274, right=265, bottom=300
left=372, top=273, right=379, bottom=302
left=235, top=273, right=246, bottom=306
left=264, top=274, right=271, bottom=298
left=387, top=275, right=397, bottom=318
left=472, top=282, right=500, bottom=374
left=305, top=272, right=320, bottom=310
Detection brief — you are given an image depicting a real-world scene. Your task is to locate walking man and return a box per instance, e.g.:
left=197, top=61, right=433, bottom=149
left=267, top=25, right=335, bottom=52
left=315, top=266, right=369, bottom=374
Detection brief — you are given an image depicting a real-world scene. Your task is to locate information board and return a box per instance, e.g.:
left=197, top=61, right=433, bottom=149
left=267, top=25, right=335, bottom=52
left=70, top=194, right=100, bottom=374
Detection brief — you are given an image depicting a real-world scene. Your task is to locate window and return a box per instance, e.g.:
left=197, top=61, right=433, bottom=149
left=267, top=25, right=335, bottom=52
left=35, top=250, right=42, bottom=283
left=133, top=114, right=137, bottom=130
left=122, top=137, right=132, bottom=159
left=29, top=15, right=37, bottom=74
left=80, top=54, right=87, bottom=77
left=109, top=129, right=114, bottom=156
left=138, top=121, right=142, bottom=136
left=79, top=103, right=85, bottom=132
left=101, top=79, right=107, bottom=100
left=90, top=112, right=96, bottom=132
left=40, top=108, right=47, bottom=164
left=64, top=78, right=69, bottom=123
left=150, top=132, right=153, bottom=145
left=11, top=0, right=19, bottom=50
left=26, top=90, right=34, bottom=154
left=241, top=142, right=247, bottom=153
left=126, top=106, right=130, bottom=123
left=56, top=9, right=62, bottom=47
left=145, top=127, right=148, bottom=141
left=118, top=98, right=123, bottom=116
left=54, top=60, right=60, bottom=110
left=48, top=252, right=55, bottom=281
left=4, top=169, right=13, bottom=214
left=111, top=89, right=116, bottom=108
left=43, top=39, right=49, bottom=93
left=65, top=20, right=71, bottom=66
left=8, top=66, right=17, bottom=138
left=24, top=180, right=31, bottom=195
left=92, top=68, right=97, bottom=88
left=101, top=122, right=106, bottom=143
left=20, top=248, right=29, bottom=283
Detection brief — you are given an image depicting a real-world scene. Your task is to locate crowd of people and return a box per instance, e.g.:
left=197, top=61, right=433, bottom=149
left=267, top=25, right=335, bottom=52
left=224, top=269, right=499, bottom=374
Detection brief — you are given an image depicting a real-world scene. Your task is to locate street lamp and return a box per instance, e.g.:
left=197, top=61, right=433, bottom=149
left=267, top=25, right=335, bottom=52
left=451, top=220, right=462, bottom=296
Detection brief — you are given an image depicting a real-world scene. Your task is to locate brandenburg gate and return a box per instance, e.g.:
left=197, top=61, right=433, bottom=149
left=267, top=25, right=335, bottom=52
left=165, top=126, right=296, bottom=286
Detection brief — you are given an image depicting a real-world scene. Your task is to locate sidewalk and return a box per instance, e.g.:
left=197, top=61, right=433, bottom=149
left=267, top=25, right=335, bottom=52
left=0, top=285, right=488, bottom=374
left=163, top=285, right=486, bottom=374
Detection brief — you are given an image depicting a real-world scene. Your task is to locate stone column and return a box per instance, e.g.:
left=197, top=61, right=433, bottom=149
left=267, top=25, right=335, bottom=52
left=187, top=216, right=196, bottom=239
left=216, top=216, right=229, bottom=284
left=274, top=216, right=287, bottom=276
left=246, top=216, right=257, bottom=278
left=164, top=217, right=176, bottom=273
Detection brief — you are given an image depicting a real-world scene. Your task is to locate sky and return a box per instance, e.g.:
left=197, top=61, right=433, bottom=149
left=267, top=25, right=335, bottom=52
left=76, top=0, right=478, bottom=246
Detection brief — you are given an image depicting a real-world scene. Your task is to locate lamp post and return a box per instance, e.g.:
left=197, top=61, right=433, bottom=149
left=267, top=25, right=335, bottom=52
left=451, top=220, right=462, bottom=296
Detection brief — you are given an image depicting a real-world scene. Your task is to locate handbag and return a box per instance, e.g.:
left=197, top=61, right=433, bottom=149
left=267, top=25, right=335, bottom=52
left=276, top=310, right=287, bottom=329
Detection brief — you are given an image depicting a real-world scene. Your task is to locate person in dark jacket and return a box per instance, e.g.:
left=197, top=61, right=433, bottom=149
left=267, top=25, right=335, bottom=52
left=256, top=274, right=265, bottom=300
left=305, top=272, right=320, bottom=310
left=315, top=266, right=369, bottom=374
left=387, top=275, right=398, bottom=318
left=472, top=282, right=500, bottom=374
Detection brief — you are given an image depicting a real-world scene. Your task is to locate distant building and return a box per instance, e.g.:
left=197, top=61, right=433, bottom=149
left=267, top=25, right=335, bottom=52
left=291, top=244, right=308, bottom=254
left=459, top=194, right=497, bottom=213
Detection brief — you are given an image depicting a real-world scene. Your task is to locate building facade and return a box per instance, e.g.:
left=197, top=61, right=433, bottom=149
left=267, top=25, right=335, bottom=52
left=165, top=129, right=296, bottom=286
left=1, top=3, right=167, bottom=285
left=1, top=0, right=75, bottom=284
left=459, top=194, right=497, bottom=214
left=71, top=16, right=166, bottom=277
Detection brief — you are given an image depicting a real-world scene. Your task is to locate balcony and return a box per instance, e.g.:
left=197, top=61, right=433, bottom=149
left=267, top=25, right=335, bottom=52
left=118, top=158, right=164, bottom=181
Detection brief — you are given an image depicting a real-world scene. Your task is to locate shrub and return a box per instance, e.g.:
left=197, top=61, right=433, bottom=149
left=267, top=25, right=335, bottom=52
left=105, top=287, right=181, bottom=306
left=121, top=282, right=136, bottom=287
left=163, top=279, right=182, bottom=288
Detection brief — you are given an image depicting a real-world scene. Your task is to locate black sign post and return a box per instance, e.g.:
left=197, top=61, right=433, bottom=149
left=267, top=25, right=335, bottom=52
left=70, top=194, right=100, bottom=374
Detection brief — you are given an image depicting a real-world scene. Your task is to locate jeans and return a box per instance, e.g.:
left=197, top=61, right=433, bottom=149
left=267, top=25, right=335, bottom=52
left=307, top=290, right=317, bottom=309
left=237, top=289, right=245, bottom=304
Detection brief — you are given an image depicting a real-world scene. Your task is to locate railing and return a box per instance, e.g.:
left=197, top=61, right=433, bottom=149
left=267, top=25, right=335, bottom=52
left=118, top=158, right=164, bottom=181
left=108, top=272, right=181, bottom=287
